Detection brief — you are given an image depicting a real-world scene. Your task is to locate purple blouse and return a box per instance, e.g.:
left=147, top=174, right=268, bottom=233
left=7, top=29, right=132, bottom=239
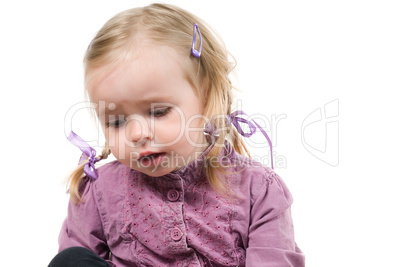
left=58, top=143, right=305, bottom=266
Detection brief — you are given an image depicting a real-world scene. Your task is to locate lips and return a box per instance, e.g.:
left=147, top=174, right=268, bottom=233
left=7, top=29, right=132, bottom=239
left=139, top=152, right=164, bottom=160
left=137, top=152, right=167, bottom=167
left=139, top=151, right=163, bottom=159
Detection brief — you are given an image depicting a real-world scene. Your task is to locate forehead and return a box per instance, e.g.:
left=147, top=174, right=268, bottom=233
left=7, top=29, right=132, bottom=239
left=86, top=45, right=192, bottom=110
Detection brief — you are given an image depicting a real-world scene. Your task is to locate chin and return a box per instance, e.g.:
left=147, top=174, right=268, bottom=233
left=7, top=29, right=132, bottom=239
left=139, top=167, right=174, bottom=178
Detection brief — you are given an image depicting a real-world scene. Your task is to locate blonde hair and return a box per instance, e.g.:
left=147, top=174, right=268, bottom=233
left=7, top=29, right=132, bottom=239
left=67, top=3, right=250, bottom=203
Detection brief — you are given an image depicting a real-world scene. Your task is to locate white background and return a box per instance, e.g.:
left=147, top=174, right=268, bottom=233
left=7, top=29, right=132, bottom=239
left=1, top=1, right=401, bottom=266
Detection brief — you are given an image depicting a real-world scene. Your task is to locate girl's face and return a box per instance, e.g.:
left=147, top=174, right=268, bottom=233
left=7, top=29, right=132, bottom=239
left=86, top=45, right=208, bottom=177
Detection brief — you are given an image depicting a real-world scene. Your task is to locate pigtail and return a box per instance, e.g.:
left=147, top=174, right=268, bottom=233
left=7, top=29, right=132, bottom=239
left=204, top=121, right=252, bottom=200
left=231, top=130, right=251, bottom=158
left=67, top=162, right=87, bottom=204
left=67, top=142, right=111, bottom=204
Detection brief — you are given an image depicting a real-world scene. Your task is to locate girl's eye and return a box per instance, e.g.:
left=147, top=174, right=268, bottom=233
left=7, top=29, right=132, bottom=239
left=150, top=107, right=171, bottom=118
left=106, top=107, right=170, bottom=127
left=107, top=119, right=126, bottom=128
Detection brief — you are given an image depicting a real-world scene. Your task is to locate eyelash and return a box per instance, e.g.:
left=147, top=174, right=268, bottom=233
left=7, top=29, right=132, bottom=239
left=150, top=107, right=172, bottom=117
left=106, top=107, right=172, bottom=128
left=107, top=119, right=125, bottom=128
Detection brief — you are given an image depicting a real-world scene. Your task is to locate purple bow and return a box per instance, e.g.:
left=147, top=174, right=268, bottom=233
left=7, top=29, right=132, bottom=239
left=227, top=111, right=274, bottom=169
left=67, top=131, right=102, bottom=179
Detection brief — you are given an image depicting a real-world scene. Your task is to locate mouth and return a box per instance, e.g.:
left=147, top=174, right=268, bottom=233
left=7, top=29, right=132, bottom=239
left=138, top=152, right=167, bottom=167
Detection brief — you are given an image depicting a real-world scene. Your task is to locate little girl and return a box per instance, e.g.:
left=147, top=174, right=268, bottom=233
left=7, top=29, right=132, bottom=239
left=49, top=3, right=304, bottom=267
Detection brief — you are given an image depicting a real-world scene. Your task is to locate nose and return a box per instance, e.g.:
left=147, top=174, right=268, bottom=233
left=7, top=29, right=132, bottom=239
left=125, top=115, right=152, bottom=144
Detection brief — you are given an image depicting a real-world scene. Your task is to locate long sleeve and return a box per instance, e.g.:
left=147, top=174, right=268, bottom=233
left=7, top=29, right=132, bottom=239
left=58, top=178, right=110, bottom=260
left=246, top=171, right=305, bottom=266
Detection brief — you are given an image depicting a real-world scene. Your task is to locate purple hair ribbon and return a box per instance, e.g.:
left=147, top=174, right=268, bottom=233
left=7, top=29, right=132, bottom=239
left=191, top=23, right=202, bottom=57
left=67, top=131, right=102, bottom=179
left=228, top=111, right=274, bottom=169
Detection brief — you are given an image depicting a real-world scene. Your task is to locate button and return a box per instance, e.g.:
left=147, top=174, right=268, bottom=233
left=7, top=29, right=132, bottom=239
left=167, top=189, right=180, bottom=201
left=170, top=227, right=183, bottom=241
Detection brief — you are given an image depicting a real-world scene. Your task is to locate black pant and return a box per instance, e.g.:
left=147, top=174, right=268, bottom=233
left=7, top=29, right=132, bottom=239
left=48, top=247, right=112, bottom=267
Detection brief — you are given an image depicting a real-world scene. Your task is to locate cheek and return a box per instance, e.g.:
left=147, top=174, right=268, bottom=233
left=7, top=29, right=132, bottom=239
left=154, top=119, right=205, bottom=151
left=152, top=112, right=185, bottom=143
left=163, top=105, right=204, bottom=146
left=153, top=120, right=183, bottom=145
left=185, top=113, right=207, bottom=144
